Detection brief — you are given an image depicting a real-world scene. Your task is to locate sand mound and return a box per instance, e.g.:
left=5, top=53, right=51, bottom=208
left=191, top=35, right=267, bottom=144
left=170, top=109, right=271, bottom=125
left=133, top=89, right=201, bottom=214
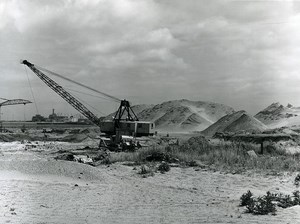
left=201, top=111, right=246, bottom=136
left=61, top=132, right=99, bottom=143
left=62, top=134, right=89, bottom=142
left=0, top=133, right=41, bottom=142
left=202, top=110, right=267, bottom=137
left=180, top=113, right=211, bottom=130
left=0, top=159, right=105, bottom=181
left=225, top=114, right=267, bottom=133
left=0, top=132, right=99, bottom=143
left=255, top=102, right=300, bottom=128
left=105, top=99, right=234, bottom=132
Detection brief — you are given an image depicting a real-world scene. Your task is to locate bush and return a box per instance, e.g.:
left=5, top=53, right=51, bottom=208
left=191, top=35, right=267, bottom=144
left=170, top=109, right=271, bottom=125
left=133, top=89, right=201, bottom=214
left=145, top=151, right=166, bottom=162
left=240, top=190, right=253, bottom=206
left=186, top=160, right=198, bottom=167
left=249, top=192, right=276, bottom=215
left=106, top=137, right=300, bottom=173
left=157, top=162, right=170, bottom=173
left=138, top=165, right=151, bottom=175
left=241, top=190, right=300, bottom=215
left=137, top=165, right=154, bottom=178
left=244, top=191, right=276, bottom=215
left=101, top=157, right=112, bottom=165
left=293, top=190, right=300, bottom=205
left=295, top=174, right=300, bottom=187
left=277, top=194, right=294, bottom=208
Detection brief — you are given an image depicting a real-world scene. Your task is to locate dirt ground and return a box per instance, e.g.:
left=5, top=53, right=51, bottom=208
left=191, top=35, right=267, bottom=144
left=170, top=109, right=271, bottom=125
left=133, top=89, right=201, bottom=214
left=0, top=141, right=300, bottom=224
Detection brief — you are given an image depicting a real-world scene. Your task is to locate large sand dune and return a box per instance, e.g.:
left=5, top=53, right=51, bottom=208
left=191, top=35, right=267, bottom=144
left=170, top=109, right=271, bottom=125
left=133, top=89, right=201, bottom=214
left=105, top=99, right=235, bottom=132
left=255, top=102, right=300, bottom=129
left=202, top=110, right=267, bottom=137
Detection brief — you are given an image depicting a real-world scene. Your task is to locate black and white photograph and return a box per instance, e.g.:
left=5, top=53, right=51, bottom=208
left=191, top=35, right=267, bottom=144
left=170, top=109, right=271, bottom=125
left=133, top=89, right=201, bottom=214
left=1, top=0, right=300, bottom=223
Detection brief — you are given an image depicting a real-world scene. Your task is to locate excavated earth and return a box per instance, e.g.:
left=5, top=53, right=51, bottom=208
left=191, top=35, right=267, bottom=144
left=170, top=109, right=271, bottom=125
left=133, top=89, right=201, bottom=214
left=0, top=139, right=300, bottom=223
left=202, top=110, right=267, bottom=137
left=255, top=102, right=300, bottom=129
left=104, top=99, right=235, bottom=132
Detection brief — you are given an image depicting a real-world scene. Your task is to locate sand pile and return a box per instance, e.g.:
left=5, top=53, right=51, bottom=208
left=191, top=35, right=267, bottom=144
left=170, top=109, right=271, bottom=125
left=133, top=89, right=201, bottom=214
left=202, top=110, right=267, bottom=137
left=105, top=99, right=235, bottom=132
left=263, top=127, right=299, bottom=136
left=225, top=114, right=267, bottom=133
left=0, top=158, right=105, bottom=181
left=47, top=128, right=100, bottom=143
left=0, top=127, right=100, bottom=143
left=62, top=134, right=90, bottom=142
left=255, top=102, right=300, bottom=128
left=0, top=133, right=41, bottom=142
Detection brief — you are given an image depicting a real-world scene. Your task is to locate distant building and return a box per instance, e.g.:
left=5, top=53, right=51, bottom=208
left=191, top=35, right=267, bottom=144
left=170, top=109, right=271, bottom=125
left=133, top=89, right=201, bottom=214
left=32, top=114, right=46, bottom=122
left=70, top=116, right=78, bottom=122
left=78, top=118, right=93, bottom=124
left=31, top=109, right=93, bottom=124
left=48, top=109, right=68, bottom=122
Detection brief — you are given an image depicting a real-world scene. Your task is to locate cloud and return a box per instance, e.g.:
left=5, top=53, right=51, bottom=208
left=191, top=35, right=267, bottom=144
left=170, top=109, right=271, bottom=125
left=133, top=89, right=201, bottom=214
left=1, top=0, right=300, bottom=119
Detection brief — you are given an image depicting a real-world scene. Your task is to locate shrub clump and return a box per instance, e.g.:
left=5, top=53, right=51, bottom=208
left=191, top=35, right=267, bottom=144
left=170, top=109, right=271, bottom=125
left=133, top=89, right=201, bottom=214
left=157, top=162, right=170, bottom=173
left=240, top=190, right=300, bottom=215
left=139, top=165, right=150, bottom=174
left=245, top=192, right=276, bottom=215
left=144, top=149, right=177, bottom=163
left=294, top=173, right=300, bottom=187
left=240, top=190, right=253, bottom=207
left=138, top=165, right=154, bottom=178
left=186, top=160, right=198, bottom=167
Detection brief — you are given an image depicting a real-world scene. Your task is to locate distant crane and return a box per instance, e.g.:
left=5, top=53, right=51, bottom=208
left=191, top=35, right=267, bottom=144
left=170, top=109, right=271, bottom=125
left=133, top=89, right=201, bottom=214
left=21, top=60, right=154, bottom=142
left=0, top=98, right=32, bottom=132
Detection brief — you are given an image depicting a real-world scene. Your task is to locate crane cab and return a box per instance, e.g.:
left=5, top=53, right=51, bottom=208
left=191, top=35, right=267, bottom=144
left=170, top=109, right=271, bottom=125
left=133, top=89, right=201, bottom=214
left=100, top=120, right=155, bottom=137
left=100, top=99, right=155, bottom=137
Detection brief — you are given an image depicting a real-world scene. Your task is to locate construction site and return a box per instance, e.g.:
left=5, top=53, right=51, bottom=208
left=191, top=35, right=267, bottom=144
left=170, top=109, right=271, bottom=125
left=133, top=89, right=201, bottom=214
left=3, top=1, right=300, bottom=224
left=0, top=59, right=300, bottom=223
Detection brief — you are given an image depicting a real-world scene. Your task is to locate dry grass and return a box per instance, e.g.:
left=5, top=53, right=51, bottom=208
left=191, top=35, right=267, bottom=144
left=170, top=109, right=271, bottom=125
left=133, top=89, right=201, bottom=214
left=108, top=138, right=300, bottom=172
left=177, top=141, right=300, bottom=172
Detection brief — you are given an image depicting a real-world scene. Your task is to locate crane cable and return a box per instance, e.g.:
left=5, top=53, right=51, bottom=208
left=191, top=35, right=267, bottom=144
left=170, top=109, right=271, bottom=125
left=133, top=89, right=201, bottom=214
left=24, top=66, right=39, bottom=115
left=36, top=65, right=121, bottom=103
left=70, top=91, right=106, bottom=116
left=24, top=63, right=115, bottom=118
left=65, top=87, right=115, bottom=102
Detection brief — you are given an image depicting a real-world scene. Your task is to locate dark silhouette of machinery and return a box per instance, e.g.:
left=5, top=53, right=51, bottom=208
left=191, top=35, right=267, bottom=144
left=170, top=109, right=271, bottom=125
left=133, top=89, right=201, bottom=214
left=21, top=60, right=154, bottom=142
left=0, top=98, right=32, bottom=132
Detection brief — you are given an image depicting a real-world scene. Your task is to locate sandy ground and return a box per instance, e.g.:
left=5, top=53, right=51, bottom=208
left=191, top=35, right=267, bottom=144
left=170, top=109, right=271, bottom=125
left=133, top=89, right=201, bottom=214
left=0, top=142, right=300, bottom=223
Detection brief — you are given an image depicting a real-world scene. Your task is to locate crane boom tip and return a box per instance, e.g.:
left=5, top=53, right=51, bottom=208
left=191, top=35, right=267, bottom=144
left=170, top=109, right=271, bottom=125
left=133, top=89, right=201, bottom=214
left=21, top=60, right=33, bottom=66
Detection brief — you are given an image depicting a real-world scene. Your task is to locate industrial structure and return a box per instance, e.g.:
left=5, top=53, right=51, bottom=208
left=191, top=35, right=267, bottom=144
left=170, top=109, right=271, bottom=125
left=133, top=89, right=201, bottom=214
left=0, top=98, right=32, bottom=132
left=21, top=60, right=155, bottom=143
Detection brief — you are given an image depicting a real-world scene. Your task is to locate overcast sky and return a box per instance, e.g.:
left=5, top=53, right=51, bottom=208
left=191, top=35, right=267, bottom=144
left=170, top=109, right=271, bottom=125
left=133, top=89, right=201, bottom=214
left=1, top=0, right=300, bottom=120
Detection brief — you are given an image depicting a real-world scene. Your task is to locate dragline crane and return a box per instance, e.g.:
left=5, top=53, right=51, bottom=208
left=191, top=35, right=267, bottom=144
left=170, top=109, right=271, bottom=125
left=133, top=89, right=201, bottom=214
left=0, top=98, right=32, bottom=120
left=22, top=60, right=101, bottom=126
left=0, top=99, right=32, bottom=107
left=21, top=60, right=155, bottom=138
left=0, top=98, right=32, bottom=132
